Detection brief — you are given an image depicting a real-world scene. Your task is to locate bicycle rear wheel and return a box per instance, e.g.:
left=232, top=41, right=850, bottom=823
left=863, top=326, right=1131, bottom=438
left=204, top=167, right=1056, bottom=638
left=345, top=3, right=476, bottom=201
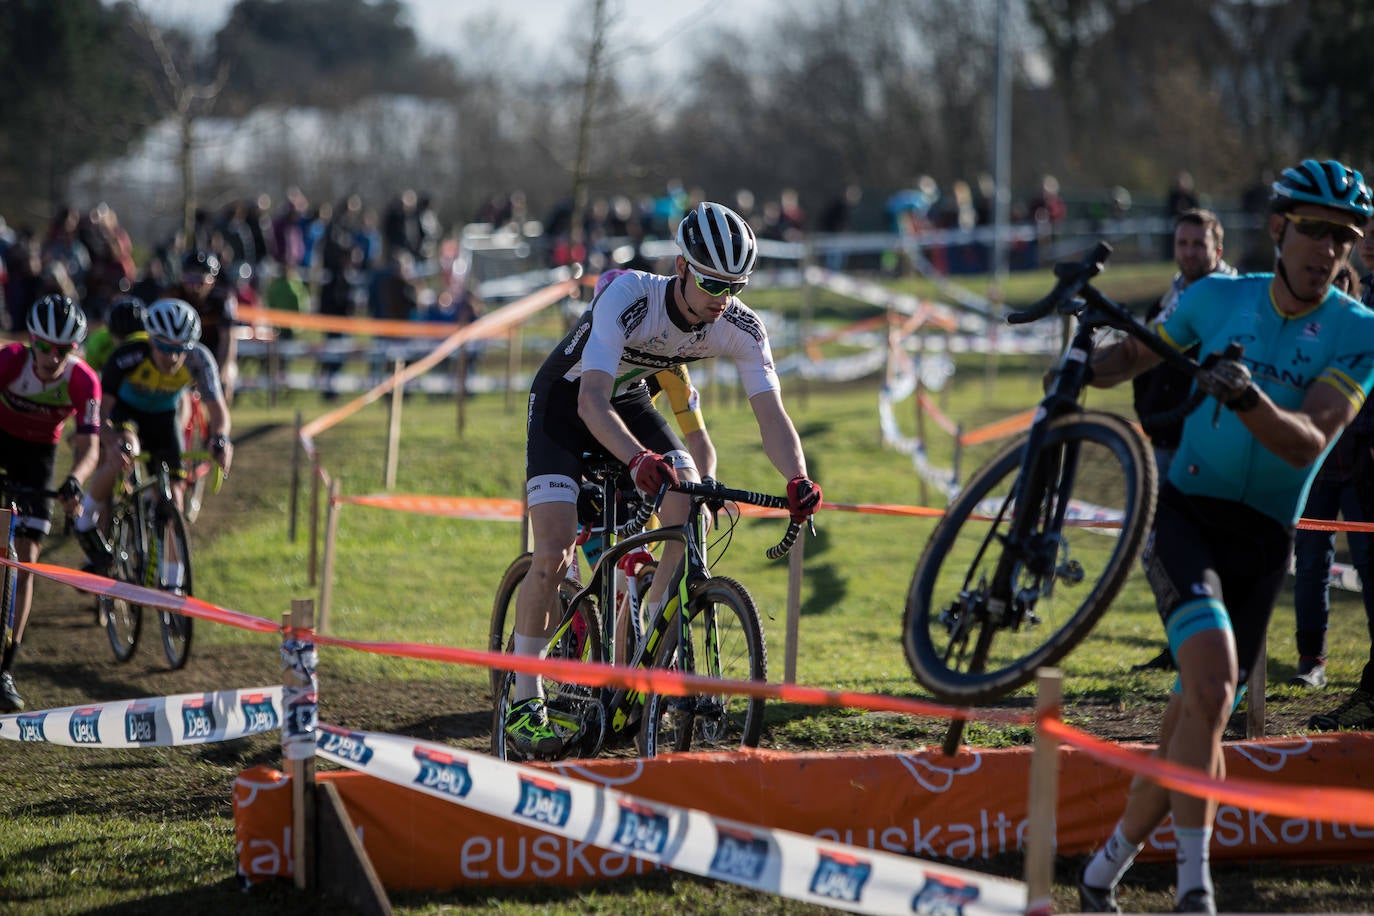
left=154, top=506, right=194, bottom=669
left=103, top=502, right=145, bottom=663
left=904, top=411, right=1155, bottom=705
left=490, top=595, right=603, bottom=763
left=487, top=554, right=581, bottom=698
left=639, top=576, right=767, bottom=756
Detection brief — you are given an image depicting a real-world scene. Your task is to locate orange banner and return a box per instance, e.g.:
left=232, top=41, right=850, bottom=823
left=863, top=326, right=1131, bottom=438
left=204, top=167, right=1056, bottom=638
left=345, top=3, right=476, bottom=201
left=235, top=734, right=1374, bottom=890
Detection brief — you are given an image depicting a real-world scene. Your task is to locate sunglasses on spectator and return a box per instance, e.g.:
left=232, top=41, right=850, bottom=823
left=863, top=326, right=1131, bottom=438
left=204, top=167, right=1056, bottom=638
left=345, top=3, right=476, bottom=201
left=32, top=339, right=75, bottom=357
left=152, top=338, right=194, bottom=355
left=1283, top=213, right=1364, bottom=246
left=688, top=264, right=747, bottom=298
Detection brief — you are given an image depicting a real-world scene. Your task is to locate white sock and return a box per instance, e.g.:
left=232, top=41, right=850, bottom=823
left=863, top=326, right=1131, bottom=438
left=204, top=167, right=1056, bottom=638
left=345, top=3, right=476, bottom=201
left=1083, top=824, right=1144, bottom=889
left=512, top=633, right=547, bottom=702
left=1174, top=826, right=1213, bottom=902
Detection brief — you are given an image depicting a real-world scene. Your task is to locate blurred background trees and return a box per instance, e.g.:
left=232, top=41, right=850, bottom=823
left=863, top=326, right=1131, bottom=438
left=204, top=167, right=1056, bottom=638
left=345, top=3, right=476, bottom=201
left=0, top=0, right=1368, bottom=246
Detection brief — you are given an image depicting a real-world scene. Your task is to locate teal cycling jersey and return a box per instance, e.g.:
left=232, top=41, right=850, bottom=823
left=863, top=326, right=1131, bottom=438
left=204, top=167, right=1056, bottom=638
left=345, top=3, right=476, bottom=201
left=1158, top=273, right=1374, bottom=525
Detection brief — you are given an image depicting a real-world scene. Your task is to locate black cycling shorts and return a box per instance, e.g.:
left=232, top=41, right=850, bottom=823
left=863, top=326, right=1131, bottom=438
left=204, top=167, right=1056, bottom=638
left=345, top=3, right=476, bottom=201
left=1142, top=483, right=1293, bottom=685
left=0, top=428, right=58, bottom=539
left=525, top=373, right=691, bottom=508
left=108, top=403, right=186, bottom=479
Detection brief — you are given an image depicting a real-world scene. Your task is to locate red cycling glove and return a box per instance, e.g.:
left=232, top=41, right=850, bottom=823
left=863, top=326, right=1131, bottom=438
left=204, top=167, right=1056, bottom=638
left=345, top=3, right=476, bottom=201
left=628, top=450, right=679, bottom=494
left=787, top=475, right=823, bottom=522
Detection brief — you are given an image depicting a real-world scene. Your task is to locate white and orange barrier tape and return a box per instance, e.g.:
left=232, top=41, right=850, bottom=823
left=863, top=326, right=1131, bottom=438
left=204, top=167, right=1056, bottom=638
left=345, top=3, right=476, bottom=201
left=314, top=722, right=1027, bottom=914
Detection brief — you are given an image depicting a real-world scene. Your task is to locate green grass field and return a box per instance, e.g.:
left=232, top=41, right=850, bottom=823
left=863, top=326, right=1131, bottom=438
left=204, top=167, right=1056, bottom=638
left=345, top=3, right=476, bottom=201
left=5, top=263, right=1374, bottom=912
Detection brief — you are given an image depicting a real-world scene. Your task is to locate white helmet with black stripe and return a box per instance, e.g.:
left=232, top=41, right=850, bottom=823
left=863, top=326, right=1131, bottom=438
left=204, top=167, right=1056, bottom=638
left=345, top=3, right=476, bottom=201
left=146, top=297, right=202, bottom=346
left=27, top=294, right=88, bottom=345
left=675, top=201, right=758, bottom=280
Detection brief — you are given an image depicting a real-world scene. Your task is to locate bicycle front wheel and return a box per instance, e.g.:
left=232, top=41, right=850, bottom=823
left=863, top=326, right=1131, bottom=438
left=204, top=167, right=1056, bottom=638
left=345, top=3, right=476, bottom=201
left=154, top=506, right=194, bottom=670
left=103, top=502, right=144, bottom=663
left=904, top=411, right=1155, bottom=705
left=639, top=576, right=767, bottom=756
left=490, top=595, right=603, bottom=763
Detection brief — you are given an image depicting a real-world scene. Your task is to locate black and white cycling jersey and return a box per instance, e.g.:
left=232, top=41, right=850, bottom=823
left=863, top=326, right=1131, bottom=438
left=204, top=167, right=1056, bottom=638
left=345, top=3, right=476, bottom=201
left=546, top=269, right=779, bottom=400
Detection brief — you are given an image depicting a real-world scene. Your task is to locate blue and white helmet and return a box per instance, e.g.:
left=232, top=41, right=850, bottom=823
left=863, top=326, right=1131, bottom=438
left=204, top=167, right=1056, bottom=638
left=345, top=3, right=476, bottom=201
left=675, top=202, right=758, bottom=280
left=27, top=294, right=88, bottom=345
left=145, top=298, right=202, bottom=346
left=1271, top=159, right=1374, bottom=219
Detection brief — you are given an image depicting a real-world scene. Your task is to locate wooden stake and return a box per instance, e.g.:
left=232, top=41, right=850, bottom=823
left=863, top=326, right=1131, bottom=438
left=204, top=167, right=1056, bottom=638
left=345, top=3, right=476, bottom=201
left=319, top=478, right=342, bottom=633
left=1023, top=668, right=1063, bottom=916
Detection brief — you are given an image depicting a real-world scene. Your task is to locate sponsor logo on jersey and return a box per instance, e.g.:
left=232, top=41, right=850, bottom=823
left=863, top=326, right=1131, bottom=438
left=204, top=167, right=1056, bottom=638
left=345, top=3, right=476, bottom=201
left=808, top=850, right=872, bottom=903
left=611, top=801, right=670, bottom=855
left=68, top=706, right=102, bottom=744
left=125, top=704, right=159, bottom=743
left=723, top=305, right=765, bottom=343
left=563, top=319, right=591, bottom=356
left=709, top=827, right=770, bottom=882
left=182, top=698, right=218, bottom=739
left=515, top=775, right=571, bottom=827
left=240, top=693, right=279, bottom=734
left=618, top=298, right=650, bottom=336
left=911, top=872, right=981, bottom=915
left=413, top=747, right=473, bottom=798
left=621, top=348, right=682, bottom=370
left=317, top=725, right=373, bottom=765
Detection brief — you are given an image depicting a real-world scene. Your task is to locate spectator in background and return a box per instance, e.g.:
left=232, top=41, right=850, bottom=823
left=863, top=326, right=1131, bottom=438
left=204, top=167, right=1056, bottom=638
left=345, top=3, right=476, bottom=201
left=1292, top=218, right=1374, bottom=696
left=41, top=206, right=90, bottom=300
left=817, top=183, right=863, bottom=270
left=416, top=193, right=441, bottom=264
left=1029, top=174, right=1067, bottom=230
left=383, top=189, right=420, bottom=262
left=317, top=199, right=362, bottom=397
left=272, top=188, right=308, bottom=270
left=264, top=260, right=311, bottom=340
left=369, top=251, right=419, bottom=322
left=4, top=235, right=44, bottom=333
left=1130, top=208, right=1237, bottom=673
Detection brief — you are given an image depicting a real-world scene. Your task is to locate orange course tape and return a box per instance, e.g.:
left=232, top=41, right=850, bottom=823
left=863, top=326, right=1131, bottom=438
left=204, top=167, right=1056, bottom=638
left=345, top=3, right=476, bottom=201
left=1041, top=716, right=1374, bottom=828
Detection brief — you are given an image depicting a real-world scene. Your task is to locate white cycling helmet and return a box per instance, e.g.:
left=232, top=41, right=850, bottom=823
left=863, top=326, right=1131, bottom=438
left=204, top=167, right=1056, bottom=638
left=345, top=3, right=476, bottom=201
left=675, top=201, right=758, bottom=280
left=145, top=297, right=202, bottom=346
left=27, top=294, right=88, bottom=345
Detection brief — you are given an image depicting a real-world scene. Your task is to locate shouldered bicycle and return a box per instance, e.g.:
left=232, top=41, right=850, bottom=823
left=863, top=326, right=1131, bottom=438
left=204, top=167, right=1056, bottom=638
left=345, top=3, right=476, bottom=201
left=903, top=241, right=1219, bottom=705
left=490, top=453, right=803, bottom=761
left=99, top=444, right=199, bottom=669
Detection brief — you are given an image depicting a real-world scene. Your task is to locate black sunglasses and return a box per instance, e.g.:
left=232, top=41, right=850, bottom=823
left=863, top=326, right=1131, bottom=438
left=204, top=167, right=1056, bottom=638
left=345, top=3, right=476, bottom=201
left=1283, top=213, right=1364, bottom=246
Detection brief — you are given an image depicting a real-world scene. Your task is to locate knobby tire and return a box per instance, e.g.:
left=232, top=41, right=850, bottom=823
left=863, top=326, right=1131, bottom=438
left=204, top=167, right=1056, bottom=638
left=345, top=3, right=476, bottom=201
left=903, top=411, right=1155, bottom=705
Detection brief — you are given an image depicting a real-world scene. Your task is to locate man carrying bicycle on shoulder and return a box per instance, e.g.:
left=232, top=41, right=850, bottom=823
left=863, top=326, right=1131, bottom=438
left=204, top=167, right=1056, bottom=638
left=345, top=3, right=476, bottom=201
left=0, top=295, right=102, bottom=711
left=506, top=202, right=822, bottom=756
left=74, top=298, right=232, bottom=574
left=1076, top=159, right=1374, bottom=915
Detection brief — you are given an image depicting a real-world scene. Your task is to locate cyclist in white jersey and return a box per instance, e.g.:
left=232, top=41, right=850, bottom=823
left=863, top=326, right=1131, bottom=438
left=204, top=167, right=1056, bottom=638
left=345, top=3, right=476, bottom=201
left=508, top=202, right=822, bottom=756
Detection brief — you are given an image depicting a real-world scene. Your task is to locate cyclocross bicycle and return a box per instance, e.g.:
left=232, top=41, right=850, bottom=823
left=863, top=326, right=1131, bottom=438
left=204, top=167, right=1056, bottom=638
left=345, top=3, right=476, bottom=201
left=903, top=241, right=1215, bottom=705
left=490, top=457, right=802, bottom=762
left=0, top=475, right=58, bottom=673
left=99, top=446, right=196, bottom=669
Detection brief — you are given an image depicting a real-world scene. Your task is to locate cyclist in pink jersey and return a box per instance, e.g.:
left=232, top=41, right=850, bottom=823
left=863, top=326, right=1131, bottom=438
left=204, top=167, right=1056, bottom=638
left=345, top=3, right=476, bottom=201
left=0, top=295, right=102, bottom=711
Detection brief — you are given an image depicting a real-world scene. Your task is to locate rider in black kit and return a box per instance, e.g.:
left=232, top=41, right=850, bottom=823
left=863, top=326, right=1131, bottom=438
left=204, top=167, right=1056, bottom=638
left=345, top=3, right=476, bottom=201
left=504, top=202, right=823, bottom=755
